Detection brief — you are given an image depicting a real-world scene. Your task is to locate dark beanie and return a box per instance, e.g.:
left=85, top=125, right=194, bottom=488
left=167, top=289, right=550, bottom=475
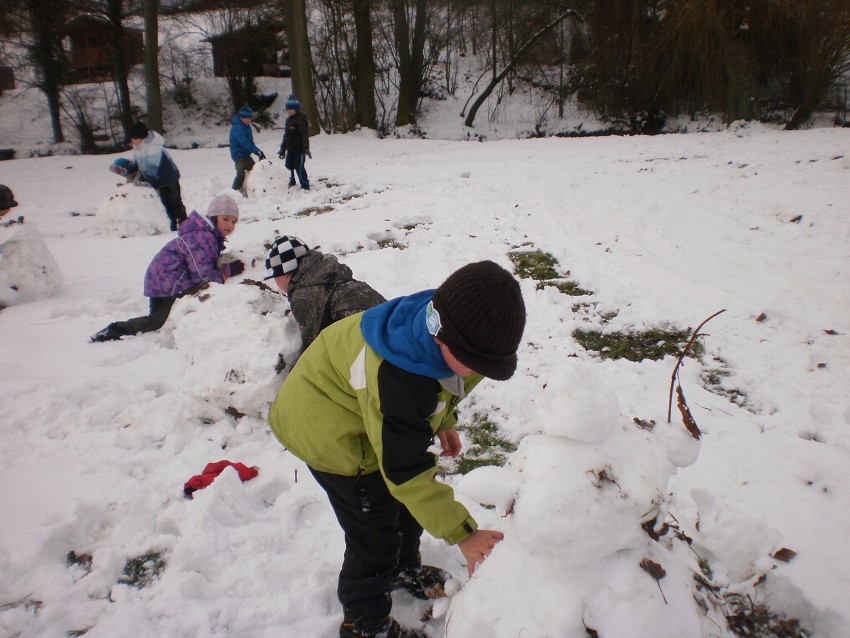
left=431, top=261, right=526, bottom=380
left=285, top=93, right=300, bottom=111
left=0, top=184, right=17, bottom=209
left=129, top=121, right=148, bottom=140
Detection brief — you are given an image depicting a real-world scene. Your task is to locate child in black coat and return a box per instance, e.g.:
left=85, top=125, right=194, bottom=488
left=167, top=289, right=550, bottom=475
left=277, top=94, right=311, bottom=190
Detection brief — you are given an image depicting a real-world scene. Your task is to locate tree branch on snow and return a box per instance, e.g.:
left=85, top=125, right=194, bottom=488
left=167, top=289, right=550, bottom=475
left=666, top=309, right=726, bottom=433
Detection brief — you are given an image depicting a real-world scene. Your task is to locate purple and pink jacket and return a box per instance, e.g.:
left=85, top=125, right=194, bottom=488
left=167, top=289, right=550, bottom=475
left=143, top=211, right=225, bottom=298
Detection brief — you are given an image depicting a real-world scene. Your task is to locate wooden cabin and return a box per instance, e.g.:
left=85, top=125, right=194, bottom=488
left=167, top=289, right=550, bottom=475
left=64, top=15, right=144, bottom=85
left=204, top=22, right=286, bottom=78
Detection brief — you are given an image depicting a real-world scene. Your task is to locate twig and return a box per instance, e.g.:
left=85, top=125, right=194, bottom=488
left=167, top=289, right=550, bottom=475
left=667, top=309, right=726, bottom=423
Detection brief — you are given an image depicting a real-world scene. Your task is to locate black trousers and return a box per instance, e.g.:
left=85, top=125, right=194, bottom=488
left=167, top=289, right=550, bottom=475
left=108, top=296, right=177, bottom=337
left=310, top=468, right=423, bottom=623
left=232, top=157, right=255, bottom=192
left=157, top=181, right=187, bottom=230
left=285, top=151, right=309, bottom=188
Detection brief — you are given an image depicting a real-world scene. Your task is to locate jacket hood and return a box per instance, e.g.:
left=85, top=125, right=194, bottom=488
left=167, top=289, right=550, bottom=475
left=179, top=210, right=224, bottom=244
left=146, top=131, right=165, bottom=146
left=231, top=114, right=248, bottom=126
left=360, top=289, right=453, bottom=379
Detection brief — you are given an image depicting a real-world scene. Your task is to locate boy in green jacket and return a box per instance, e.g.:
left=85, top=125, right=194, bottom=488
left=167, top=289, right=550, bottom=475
left=269, top=261, right=526, bottom=638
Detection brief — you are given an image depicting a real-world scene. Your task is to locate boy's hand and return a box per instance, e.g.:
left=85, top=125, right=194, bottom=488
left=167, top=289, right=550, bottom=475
left=437, top=428, right=462, bottom=457
left=458, top=530, right=504, bottom=577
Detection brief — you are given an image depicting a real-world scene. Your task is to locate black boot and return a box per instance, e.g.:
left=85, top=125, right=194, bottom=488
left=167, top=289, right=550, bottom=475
left=339, top=616, right=426, bottom=638
left=90, top=324, right=123, bottom=343
left=392, top=565, right=449, bottom=600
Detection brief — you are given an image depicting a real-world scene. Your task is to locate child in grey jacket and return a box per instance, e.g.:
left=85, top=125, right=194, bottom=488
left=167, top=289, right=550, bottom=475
left=264, top=235, right=385, bottom=354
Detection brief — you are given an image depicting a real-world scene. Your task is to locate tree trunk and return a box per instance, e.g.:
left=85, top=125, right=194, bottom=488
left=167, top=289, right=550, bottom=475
left=27, top=0, right=66, bottom=143
left=391, top=0, right=430, bottom=126
left=409, top=0, right=428, bottom=106
left=284, top=0, right=320, bottom=134
left=465, top=9, right=579, bottom=128
left=106, top=0, right=133, bottom=140
left=392, top=0, right=414, bottom=126
left=352, top=0, right=376, bottom=128
left=143, top=0, right=163, bottom=133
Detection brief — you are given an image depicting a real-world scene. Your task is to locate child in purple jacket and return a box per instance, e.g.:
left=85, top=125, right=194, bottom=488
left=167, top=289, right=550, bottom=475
left=90, top=194, right=244, bottom=342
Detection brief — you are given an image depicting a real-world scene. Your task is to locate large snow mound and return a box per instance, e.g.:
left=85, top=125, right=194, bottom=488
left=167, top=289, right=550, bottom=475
left=0, top=224, right=63, bottom=308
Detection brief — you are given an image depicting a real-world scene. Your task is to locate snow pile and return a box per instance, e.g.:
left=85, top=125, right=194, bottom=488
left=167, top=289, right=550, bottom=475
left=0, top=223, right=63, bottom=308
left=1, top=127, right=848, bottom=638
left=449, top=360, right=703, bottom=637
left=97, top=183, right=170, bottom=237
left=172, top=281, right=302, bottom=420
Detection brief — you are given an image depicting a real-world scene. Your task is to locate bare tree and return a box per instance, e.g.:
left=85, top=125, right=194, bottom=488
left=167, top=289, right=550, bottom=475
left=464, top=8, right=580, bottom=128
left=74, top=0, right=141, bottom=140
left=284, top=0, right=319, bottom=132
left=6, top=0, right=70, bottom=142
left=353, top=0, right=377, bottom=128
left=390, top=0, right=430, bottom=126
left=174, top=0, right=278, bottom=112
left=143, top=0, right=163, bottom=132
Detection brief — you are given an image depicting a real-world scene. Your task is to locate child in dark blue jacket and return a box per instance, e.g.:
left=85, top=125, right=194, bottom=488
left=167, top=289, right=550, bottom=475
left=229, top=106, right=266, bottom=196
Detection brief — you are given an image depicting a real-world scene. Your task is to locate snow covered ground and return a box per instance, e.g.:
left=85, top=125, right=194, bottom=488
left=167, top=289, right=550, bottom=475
left=1, top=121, right=849, bottom=638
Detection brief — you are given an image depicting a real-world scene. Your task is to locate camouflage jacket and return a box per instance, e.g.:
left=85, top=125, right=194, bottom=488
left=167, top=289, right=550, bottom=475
left=287, top=249, right=386, bottom=351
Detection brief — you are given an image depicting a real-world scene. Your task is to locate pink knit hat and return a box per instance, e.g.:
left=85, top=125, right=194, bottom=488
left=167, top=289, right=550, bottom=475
left=207, top=194, right=239, bottom=219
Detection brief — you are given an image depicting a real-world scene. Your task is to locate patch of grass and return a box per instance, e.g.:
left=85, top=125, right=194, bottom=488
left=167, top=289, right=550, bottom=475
left=376, top=238, right=407, bottom=250
left=508, top=249, right=592, bottom=297
left=573, top=326, right=699, bottom=362
left=538, top=279, right=592, bottom=296
left=118, top=551, right=166, bottom=589
left=451, top=413, right=517, bottom=475
left=295, top=205, right=334, bottom=217
left=508, top=249, right=560, bottom=281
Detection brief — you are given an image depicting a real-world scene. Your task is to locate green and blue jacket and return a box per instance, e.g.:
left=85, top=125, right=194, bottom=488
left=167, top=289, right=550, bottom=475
left=269, top=290, right=482, bottom=545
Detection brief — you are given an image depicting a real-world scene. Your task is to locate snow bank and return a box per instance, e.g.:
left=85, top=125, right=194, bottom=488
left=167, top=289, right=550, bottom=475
left=0, top=224, right=63, bottom=308
left=172, top=280, right=301, bottom=421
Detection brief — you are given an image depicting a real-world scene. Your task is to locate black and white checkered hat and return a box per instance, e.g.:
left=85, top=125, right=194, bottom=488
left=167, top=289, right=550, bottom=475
left=264, top=235, right=309, bottom=279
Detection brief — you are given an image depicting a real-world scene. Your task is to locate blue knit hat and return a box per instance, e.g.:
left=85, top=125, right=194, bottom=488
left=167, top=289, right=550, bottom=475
left=285, top=94, right=300, bottom=111
left=238, top=106, right=254, bottom=119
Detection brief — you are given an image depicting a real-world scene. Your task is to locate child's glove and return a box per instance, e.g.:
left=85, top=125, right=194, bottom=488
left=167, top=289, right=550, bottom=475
left=306, top=150, right=312, bottom=159
left=257, top=151, right=266, bottom=161
left=278, top=151, right=285, bottom=160
left=108, top=157, right=133, bottom=177
left=221, top=260, right=245, bottom=278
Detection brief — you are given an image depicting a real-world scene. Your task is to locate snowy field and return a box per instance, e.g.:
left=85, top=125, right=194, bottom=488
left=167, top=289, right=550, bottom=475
left=1, top=122, right=849, bottom=638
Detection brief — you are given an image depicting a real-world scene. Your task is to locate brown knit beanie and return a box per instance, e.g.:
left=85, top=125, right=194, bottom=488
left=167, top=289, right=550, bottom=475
left=431, top=260, right=526, bottom=380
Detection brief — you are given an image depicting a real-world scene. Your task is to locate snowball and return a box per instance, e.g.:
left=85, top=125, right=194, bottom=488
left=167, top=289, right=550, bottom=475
left=97, top=184, right=170, bottom=237
left=510, top=426, right=676, bottom=564
left=454, top=465, right=519, bottom=516
left=536, top=360, right=621, bottom=442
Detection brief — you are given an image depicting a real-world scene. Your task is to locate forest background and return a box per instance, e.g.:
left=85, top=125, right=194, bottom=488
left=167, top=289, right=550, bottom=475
left=1, top=0, right=849, bottom=157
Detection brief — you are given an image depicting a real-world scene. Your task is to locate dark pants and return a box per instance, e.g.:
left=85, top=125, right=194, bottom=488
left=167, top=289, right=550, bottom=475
left=158, top=181, right=187, bottom=231
left=232, top=157, right=255, bottom=193
left=107, top=296, right=177, bottom=337
left=286, top=151, right=309, bottom=188
left=310, top=468, right=423, bottom=623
